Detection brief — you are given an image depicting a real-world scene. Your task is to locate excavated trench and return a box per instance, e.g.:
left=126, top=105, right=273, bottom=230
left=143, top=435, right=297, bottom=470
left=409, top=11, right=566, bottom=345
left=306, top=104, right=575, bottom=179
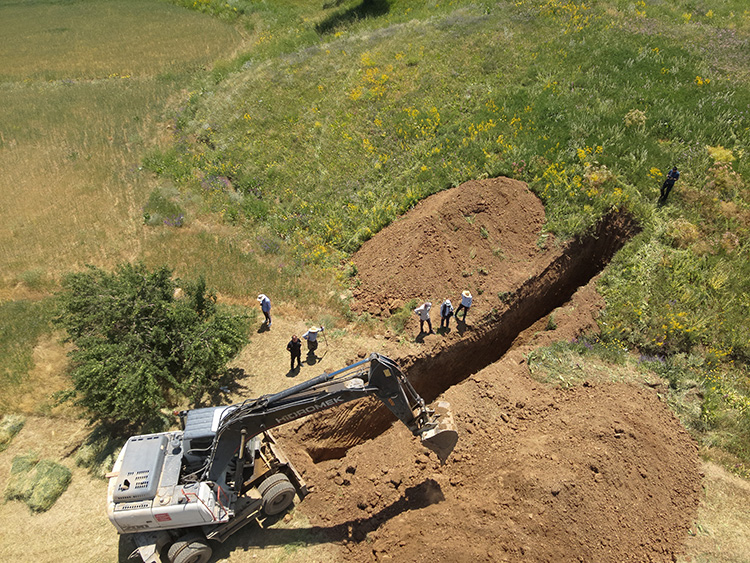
left=299, top=209, right=641, bottom=462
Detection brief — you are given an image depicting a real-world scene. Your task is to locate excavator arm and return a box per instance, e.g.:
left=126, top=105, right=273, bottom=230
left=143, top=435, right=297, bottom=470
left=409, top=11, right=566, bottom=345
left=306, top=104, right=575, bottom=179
left=199, top=353, right=457, bottom=483
left=108, top=353, right=457, bottom=563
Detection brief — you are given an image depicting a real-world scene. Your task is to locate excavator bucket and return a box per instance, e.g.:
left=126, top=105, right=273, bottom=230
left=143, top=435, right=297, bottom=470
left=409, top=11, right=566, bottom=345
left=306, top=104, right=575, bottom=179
left=420, top=401, right=458, bottom=464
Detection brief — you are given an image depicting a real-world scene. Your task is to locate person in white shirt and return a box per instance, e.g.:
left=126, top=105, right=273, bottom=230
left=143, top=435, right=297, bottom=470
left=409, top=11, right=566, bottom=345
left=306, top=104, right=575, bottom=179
left=414, top=302, right=433, bottom=334
left=302, top=326, right=324, bottom=356
left=455, top=290, right=472, bottom=322
left=439, top=298, right=454, bottom=329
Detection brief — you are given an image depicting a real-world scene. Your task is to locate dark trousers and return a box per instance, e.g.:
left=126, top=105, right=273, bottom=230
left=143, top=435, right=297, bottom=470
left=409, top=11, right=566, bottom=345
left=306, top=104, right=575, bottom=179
left=307, top=340, right=318, bottom=355
left=659, top=179, right=675, bottom=203
left=440, top=313, right=452, bottom=328
left=419, top=319, right=432, bottom=333
left=455, top=304, right=469, bottom=320
left=263, top=310, right=271, bottom=325
left=290, top=351, right=301, bottom=369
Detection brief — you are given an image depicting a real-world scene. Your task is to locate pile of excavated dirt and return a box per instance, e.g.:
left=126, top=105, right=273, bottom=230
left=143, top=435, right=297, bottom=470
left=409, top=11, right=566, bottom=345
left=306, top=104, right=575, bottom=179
left=351, top=177, right=549, bottom=318
left=276, top=177, right=701, bottom=562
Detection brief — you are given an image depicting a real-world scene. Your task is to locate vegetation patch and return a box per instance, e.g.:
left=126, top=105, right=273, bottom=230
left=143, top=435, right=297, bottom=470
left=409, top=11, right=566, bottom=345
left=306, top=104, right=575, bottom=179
left=4, top=452, right=72, bottom=513
left=54, top=262, right=250, bottom=431
left=529, top=337, right=750, bottom=479
left=0, top=414, right=25, bottom=452
left=142, top=186, right=187, bottom=227
left=0, top=301, right=54, bottom=414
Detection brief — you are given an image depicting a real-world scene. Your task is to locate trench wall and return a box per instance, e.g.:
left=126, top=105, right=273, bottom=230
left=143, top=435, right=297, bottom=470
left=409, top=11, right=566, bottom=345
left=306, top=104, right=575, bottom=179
left=301, top=210, right=641, bottom=462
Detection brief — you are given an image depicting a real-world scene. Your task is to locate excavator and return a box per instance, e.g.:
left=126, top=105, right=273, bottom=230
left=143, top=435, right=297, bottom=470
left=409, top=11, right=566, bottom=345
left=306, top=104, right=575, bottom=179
left=107, top=353, right=458, bottom=563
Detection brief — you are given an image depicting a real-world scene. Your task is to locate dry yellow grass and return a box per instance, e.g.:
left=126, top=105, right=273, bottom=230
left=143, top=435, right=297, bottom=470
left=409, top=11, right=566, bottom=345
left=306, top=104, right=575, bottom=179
left=680, top=461, right=750, bottom=563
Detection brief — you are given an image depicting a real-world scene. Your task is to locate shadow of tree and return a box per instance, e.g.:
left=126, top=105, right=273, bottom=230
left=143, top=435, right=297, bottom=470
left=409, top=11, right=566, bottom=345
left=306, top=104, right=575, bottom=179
left=198, top=367, right=249, bottom=407
left=316, top=0, right=391, bottom=34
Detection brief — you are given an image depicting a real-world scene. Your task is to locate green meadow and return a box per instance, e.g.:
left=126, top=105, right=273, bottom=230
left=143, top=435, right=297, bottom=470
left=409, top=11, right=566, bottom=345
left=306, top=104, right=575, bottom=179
left=1, top=0, right=749, bottom=521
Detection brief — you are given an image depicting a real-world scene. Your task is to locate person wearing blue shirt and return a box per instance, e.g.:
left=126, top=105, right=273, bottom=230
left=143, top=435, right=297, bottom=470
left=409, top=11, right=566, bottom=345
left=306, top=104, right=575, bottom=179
left=257, top=294, right=272, bottom=327
left=659, top=166, right=680, bottom=204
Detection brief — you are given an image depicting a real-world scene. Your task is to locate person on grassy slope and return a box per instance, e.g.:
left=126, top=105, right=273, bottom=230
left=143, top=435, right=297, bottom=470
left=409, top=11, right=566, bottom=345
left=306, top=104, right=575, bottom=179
left=659, top=166, right=680, bottom=204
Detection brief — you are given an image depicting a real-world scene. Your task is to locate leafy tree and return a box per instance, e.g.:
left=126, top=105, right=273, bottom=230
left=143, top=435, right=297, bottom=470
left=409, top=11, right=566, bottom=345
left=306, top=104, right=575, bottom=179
left=55, top=263, right=249, bottom=430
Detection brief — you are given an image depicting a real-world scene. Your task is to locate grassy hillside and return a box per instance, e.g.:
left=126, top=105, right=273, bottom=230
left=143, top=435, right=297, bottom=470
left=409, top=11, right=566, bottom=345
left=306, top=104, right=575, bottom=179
left=1, top=0, right=748, bottom=472
left=146, top=0, right=750, bottom=472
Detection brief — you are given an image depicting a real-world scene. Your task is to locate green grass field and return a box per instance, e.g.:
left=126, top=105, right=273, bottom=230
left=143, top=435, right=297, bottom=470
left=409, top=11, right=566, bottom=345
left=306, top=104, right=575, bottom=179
left=0, top=0, right=748, bottom=512
left=143, top=0, right=750, bottom=477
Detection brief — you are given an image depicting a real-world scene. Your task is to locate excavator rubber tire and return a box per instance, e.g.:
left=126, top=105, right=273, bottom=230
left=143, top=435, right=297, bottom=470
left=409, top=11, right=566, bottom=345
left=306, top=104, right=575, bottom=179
left=258, top=473, right=296, bottom=516
left=167, top=533, right=212, bottom=563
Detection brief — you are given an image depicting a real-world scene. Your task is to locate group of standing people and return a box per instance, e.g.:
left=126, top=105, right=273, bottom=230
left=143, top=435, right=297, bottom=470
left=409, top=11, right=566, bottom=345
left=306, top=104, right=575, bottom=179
left=414, top=290, right=473, bottom=335
left=256, top=293, right=323, bottom=372
left=286, top=326, right=323, bottom=371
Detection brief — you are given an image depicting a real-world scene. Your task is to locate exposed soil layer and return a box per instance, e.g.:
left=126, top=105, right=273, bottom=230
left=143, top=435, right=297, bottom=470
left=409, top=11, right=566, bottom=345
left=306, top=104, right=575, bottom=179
left=275, top=177, right=701, bottom=562
left=299, top=181, right=641, bottom=461
left=351, top=177, right=548, bottom=317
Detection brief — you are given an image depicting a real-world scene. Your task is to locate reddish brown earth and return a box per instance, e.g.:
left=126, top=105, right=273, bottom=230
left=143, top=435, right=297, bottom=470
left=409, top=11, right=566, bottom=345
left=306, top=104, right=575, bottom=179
left=351, top=177, right=549, bottom=318
left=275, top=177, right=702, bottom=563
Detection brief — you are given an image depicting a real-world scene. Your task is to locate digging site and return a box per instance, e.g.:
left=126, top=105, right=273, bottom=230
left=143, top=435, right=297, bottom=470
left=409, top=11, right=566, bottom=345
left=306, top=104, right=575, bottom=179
left=269, top=177, right=702, bottom=562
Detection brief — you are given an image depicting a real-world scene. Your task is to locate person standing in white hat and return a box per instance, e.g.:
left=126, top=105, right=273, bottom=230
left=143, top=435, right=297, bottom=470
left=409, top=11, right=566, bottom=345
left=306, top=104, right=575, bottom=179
left=257, top=294, right=271, bottom=327
left=439, top=298, right=454, bottom=330
left=455, top=290, right=472, bottom=322
left=302, top=325, right=324, bottom=357
left=414, top=301, right=433, bottom=334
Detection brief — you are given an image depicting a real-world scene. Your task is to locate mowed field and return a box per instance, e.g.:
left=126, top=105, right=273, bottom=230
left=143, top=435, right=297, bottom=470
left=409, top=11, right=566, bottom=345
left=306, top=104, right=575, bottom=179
left=0, top=0, right=246, bottom=281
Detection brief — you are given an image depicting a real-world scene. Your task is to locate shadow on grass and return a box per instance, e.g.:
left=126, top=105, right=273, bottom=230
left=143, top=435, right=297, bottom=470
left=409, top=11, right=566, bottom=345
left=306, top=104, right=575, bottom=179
left=198, top=367, right=248, bottom=407
left=316, top=0, right=390, bottom=34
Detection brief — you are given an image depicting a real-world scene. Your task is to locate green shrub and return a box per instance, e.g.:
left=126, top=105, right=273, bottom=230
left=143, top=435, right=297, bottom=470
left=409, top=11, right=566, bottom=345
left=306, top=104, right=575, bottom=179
left=388, top=299, right=418, bottom=335
left=55, top=263, right=250, bottom=430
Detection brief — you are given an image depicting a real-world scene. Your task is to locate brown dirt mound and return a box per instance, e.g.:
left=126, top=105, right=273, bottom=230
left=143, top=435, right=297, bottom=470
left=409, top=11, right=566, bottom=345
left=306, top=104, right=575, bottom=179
left=276, top=177, right=700, bottom=562
left=351, top=177, right=548, bottom=317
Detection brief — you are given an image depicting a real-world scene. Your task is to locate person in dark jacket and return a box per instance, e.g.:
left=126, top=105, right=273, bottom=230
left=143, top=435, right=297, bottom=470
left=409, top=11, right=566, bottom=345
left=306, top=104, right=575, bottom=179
left=287, top=335, right=301, bottom=370
left=439, top=298, right=454, bottom=330
left=659, top=166, right=680, bottom=204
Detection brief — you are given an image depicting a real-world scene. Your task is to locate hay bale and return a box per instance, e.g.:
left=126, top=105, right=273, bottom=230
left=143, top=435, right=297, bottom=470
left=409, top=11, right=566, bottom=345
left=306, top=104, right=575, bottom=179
left=3, top=453, right=72, bottom=512
left=4, top=452, right=40, bottom=501
left=0, top=414, right=26, bottom=452
left=27, top=459, right=72, bottom=512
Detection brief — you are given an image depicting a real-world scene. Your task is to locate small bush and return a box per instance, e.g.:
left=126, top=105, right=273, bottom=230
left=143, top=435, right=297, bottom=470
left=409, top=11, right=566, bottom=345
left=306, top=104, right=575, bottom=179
left=623, top=108, right=646, bottom=128
left=545, top=314, right=557, bottom=331
left=664, top=218, right=701, bottom=248
left=388, top=299, right=418, bottom=334
left=142, top=186, right=186, bottom=227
